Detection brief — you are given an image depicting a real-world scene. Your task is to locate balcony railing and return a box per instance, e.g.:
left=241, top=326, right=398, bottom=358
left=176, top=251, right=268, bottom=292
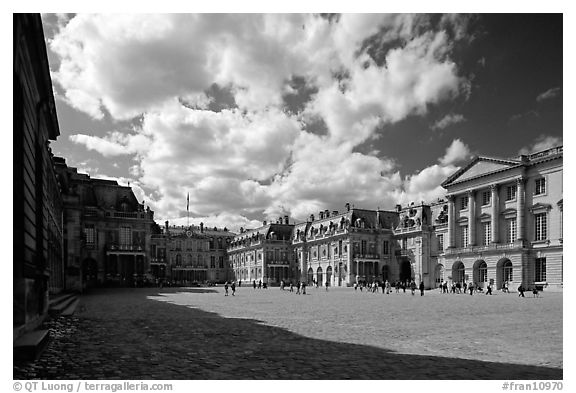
left=529, top=146, right=562, bottom=160
left=106, top=244, right=145, bottom=252
left=394, top=249, right=410, bottom=257
left=353, top=253, right=380, bottom=260
left=443, top=241, right=524, bottom=255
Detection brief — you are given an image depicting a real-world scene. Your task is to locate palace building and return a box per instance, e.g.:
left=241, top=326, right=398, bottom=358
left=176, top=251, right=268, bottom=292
left=224, top=146, right=562, bottom=292
left=14, top=13, right=64, bottom=336
left=149, top=222, right=235, bottom=284
left=228, top=217, right=294, bottom=285
left=437, top=146, right=563, bottom=291
left=54, top=158, right=157, bottom=289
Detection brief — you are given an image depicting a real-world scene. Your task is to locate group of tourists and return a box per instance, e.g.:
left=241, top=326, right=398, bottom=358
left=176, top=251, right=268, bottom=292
left=353, top=280, right=426, bottom=296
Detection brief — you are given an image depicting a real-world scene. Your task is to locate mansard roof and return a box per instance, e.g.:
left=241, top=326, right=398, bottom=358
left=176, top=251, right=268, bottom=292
left=441, top=156, right=523, bottom=188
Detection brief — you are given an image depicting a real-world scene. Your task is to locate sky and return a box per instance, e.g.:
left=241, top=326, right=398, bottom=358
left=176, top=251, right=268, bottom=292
left=40, top=13, right=563, bottom=231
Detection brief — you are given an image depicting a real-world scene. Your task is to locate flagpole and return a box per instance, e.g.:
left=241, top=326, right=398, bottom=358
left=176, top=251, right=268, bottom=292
left=187, top=192, right=189, bottom=228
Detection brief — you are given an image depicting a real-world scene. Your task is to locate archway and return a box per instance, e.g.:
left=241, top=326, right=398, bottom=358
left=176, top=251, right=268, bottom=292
left=400, top=259, right=412, bottom=283
left=496, top=258, right=513, bottom=289
left=82, top=258, right=98, bottom=289
left=452, top=261, right=465, bottom=284
left=316, top=267, right=323, bottom=286
left=435, top=264, right=445, bottom=287
left=382, top=265, right=389, bottom=282
left=473, top=260, right=488, bottom=288
left=307, top=267, right=314, bottom=284
left=326, top=266, right=332, bottom=286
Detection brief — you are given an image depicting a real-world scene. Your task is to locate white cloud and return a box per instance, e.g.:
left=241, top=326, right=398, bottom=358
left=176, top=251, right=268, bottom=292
left=49, top=14, right=472, bottom=224
left=519, top=135, right=563, bottom=155
left=536, top=87, right=561, bottom=102
left=439, top=138, right=471, bottom=165
left=431, top=113, right=466, bottom=130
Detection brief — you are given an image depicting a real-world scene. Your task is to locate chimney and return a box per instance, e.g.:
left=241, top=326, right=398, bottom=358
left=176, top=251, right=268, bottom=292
left=165, top=220, right=169, bottom=233
left=310, top=214, right=315, bottom=222
left=333, top=210, right=338, bottom=216
left=345, top=203, right=350, bottom=212
left=396, top=204, right=402, bottom=212
left=263, top=220, right=267, bottom=226
left=240, top=227, right=244, bottom=233
left=325, top=209, right=330, bottom=218
left=200, top=222, right=204, bottom=232
left=284, top=215, right=289, bottom=225
left=319, top=211, right=324, bottom=220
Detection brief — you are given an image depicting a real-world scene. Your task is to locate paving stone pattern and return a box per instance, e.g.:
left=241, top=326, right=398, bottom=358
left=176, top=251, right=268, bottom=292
left=14, top=286, right=562, bottom=380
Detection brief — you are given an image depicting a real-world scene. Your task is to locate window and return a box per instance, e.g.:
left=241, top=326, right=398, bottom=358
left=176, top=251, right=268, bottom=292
left=361, top=240, right=367, bottom=254
left=534, top=213, right=547, bottom=241
left=503, top=260, right=513, bottom=282
left=535, top=178, right=546, bottom=195
left=402, top=238, right=408, bottom=250
left=460, top=196, right=468, bottom=210
left=535, top=258, right=546, bottom=282
left=506, top=219, right=517, bottom=243
left=460, top=226, right=468, bottom=248
left=383, top=240, right=389, bottom=255
left=219, top=256, right=224, bottom=269
left=482, top=223, right=491, bottom=246
left=84, top=225, right=95, bottom=247
left=119, top=226, right=131, bottom=246
left=506, top=185, right=517, bottom=201
left=482, top=191, right=491, bottom=206
left=437, top=234, right=444, bottom=251
left=210, top=256, right=216, bottom=268
left=176, top=254, right=182, bottom=267
left=478, top=261, right=487, bottom=282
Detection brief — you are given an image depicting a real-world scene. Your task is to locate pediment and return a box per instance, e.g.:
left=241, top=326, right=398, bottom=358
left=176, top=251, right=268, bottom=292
left=442, top=157, right=521, bottom=187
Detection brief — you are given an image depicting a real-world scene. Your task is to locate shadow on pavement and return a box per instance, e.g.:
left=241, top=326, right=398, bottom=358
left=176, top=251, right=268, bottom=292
left=14, top=288, right=563, bottom=380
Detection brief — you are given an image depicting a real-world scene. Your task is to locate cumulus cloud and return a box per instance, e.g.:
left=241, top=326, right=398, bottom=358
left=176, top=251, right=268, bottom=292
left=431, top=113, right=466, bottom=130
left=439, top=138, right=471, bottom=165
left=536, top=87, right=561, bottom=102
left=518, top=135, right=563, bottom=155
left=48, top=14, right=472, bottom=225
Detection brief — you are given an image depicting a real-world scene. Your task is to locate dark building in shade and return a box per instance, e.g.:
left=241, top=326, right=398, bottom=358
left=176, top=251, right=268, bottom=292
left=14, top=14, right=64, bottom=338
left=54, top=158, right=156, bottom=290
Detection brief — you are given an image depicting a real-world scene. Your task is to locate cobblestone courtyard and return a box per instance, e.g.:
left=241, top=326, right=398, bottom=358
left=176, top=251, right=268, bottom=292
left=14, top=286, right=562, bottom=379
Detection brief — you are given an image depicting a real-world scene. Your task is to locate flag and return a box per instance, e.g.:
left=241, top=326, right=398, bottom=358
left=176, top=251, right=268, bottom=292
left=186, top=192, right=189, bottom=212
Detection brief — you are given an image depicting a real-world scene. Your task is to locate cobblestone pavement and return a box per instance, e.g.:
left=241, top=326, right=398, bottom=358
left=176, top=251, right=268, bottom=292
left=14, top=286, right=562, bottom=380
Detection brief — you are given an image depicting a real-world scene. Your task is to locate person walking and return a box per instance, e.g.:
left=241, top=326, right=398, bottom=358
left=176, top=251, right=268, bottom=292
left=410, top=280, right=416, bottom=296
left=325, top=280, right=329, bottom=291
left=231, top=281, right=236, bottom=296
left=258, top=280, right=262, bottom=289
left=463, top=282, right=467, bottom=294
left=386, top=280, right=391, bottom=295
left=296, top=281, right=301, bottom=295
left=518, top=284, right=525, bottom=297
left=302, top=282, right=307, bottom=295
left=486, top=284, right=492, bottom=295
left=469, top=282, right=474, bottom=295
left=224, top=281, right=229, bottom=296
left=289, top=282, right=294, bottom=292
left=253, top=280, right=256, bottom=290
left=419, top=281, right=425, bottom=296
left=354, top=282, right=358, bottom=291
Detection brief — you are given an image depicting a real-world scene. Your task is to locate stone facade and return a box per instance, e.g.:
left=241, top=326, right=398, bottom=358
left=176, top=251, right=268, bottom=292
left=228, top=217, right=294, bottom=285
left=54, top=159, right=156, bottom=290
left=14, top=13, right=64, bottom=338
left=437, top=146, right=563, bottom=291
left=225, top=147, right=562, bottom=292
left=149, top=223, right=235, bottom=284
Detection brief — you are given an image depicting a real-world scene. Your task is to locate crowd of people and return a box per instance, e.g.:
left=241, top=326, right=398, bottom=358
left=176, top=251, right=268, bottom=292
left=220, top=278, right=540, bottom=298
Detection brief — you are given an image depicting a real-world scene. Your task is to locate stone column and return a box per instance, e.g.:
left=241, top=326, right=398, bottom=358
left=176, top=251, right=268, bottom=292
left=516, top=177, right=525, bottom=241
left=491, top=184, right=500, bottom=243
left=468, top=191, right=476, bottom=246
left=447, top=195, right=456, bottom=248
left=300, top=248, right=307, bottom=282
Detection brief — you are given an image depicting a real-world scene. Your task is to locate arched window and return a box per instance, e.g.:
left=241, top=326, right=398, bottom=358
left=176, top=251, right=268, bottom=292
left=176, top=254, right=182, bottom=267
left=307, top=267, right=314, bottom=284
left=503, top=260, right=513, bottom=282
left=317, top=267, right=323, bottom=285
left=452, top=261, right=465, bottom=283
left=326, top=266, right=333, bottom=285
left=435, top=264, right=445, bottom=284
left=476, top=261, right=488, bottom=283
